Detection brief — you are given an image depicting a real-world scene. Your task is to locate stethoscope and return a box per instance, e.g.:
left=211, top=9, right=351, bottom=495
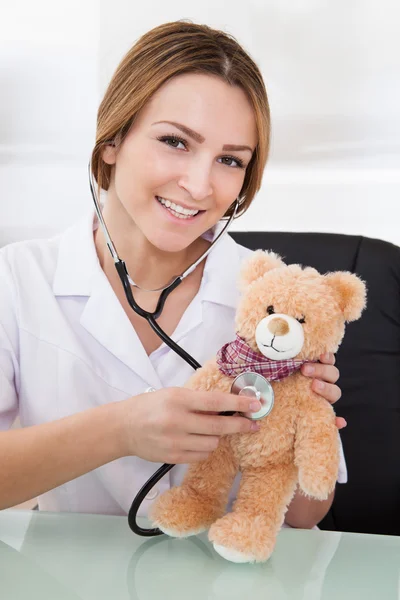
left=89, top=165, right=274, bottom=537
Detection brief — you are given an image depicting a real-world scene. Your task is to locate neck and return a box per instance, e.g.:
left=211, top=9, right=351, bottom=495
left=94, top=194, right=210, bottom=291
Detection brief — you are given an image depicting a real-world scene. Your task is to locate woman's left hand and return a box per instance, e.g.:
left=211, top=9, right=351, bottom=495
left=301, top=353, right=346, bottom=430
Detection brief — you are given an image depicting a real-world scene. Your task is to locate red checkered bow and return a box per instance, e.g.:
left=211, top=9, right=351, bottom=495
left=216, top=334, right=307, bottom=380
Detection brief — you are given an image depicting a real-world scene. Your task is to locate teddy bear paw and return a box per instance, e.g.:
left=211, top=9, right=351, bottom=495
left=212, top=543, right=257, bottom=564
left=209, top=513, right=277, bottom=563
left=149, top=486, right=224, bottom=538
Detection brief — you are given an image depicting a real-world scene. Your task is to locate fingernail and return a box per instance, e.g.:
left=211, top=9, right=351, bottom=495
left=315, top=380, right=325, bottom=391
left=303, top=365, right=315, bottom=376
left=250, top=401, right=261, bottom=412
left=251, top=421, right=260, bottom=431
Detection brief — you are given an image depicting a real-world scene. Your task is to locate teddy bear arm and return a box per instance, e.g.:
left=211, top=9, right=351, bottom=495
left=184, top=359, right=232, bottom=393
left=295, top=395, right=340, bottom=500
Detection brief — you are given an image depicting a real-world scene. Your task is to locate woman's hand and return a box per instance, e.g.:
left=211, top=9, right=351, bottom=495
left=118, top=387, right=261, bottom=464
left=301, top=353, right=346, bottom=430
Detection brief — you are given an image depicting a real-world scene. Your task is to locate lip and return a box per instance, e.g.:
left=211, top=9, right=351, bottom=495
left=156, top=196, right=205, bottom=212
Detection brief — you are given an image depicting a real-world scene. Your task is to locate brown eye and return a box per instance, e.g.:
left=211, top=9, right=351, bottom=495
left=267, top=305, right=275, bottom=315
left=297, top=316, right=306, bottom=324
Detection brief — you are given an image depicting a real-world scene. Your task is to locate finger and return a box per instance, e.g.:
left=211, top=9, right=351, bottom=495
left=312, top=380, right=342, bottom=404
left=336, top=417, right=347, bottom=430
left=319, top=352, right=336, bottom=365
left=188, top=413, right=260, bottom=436
left=301, top=362, right=340, bottom=384
left=162, top=433, right=219, bottom=463
left=188, top=390, right=262, bottom=416
left=184, top=434, right=221, bottom=453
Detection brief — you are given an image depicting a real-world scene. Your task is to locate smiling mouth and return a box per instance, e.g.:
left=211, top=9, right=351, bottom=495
left=156, top=196, right=205, bottom=219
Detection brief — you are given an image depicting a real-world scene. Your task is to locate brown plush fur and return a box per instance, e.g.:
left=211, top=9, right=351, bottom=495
left=150, top=251, right=367, bottom=563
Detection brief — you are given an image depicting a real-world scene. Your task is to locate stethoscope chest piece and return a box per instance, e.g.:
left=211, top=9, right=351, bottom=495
left=231, top=371, right=274, bottom=420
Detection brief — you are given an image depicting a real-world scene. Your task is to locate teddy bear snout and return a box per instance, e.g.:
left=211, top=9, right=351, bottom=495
left=255, top=314, right=305, bottom=360
left=267, top=317, right=290, bottom=337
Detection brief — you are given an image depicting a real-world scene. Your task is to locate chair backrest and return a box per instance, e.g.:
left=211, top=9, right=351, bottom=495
left=230, top=231, right=400, bottom=536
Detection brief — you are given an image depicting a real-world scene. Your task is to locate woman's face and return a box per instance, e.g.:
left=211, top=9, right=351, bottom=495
left=102, top=72, right=257, bottom=253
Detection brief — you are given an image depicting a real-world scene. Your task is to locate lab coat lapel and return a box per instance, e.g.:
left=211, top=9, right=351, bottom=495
left=80, top=270, right=162, bottom=390
left=53, top=210, right=162, bottom=389
left=153, top=232, right=245, bottom=386
left=150, top=288, right=204, bottom=387
left=53, top=212, right=245, bottom=391
left=200, top=232, right=244, bottom=310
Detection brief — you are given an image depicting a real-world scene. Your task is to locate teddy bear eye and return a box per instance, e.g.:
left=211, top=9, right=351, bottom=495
left=267, top=305, right=275, bottom=315
left=297, top=316, right=306, bottom=324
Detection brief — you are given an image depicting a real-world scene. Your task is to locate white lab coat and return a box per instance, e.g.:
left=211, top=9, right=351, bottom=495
left=0, top=211, right=346, bottom=518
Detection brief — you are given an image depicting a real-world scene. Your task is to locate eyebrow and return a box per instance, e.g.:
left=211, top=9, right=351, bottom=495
left=152, top=120, right=254, bottom=153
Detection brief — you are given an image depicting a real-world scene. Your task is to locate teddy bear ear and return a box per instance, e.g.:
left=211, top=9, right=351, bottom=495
left=239, top=250, right=285, bottom=291
left=325, top=272, right=367, bottom=322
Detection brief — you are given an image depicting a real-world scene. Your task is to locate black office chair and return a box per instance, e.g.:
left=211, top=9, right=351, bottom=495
left=230, top=231, right=400, bottom=536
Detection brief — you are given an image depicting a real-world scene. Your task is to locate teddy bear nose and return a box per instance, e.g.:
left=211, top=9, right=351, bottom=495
left=267, top=317, right=290, bottom=336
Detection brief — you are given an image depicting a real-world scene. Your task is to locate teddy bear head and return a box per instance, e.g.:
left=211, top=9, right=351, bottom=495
left=235, top=250, right=367, bottom=362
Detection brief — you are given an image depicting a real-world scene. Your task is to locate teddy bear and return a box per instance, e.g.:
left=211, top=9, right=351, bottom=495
left=149, top=250, right=367, bottom=563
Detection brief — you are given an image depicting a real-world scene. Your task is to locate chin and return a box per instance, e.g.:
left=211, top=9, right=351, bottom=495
left=145, top=230, right=195, bottom=254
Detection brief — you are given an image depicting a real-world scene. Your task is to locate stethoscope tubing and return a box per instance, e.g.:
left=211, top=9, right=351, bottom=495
left=89, top=165, right=238, bottom=536
left=114, top=261, right=201, bottom=370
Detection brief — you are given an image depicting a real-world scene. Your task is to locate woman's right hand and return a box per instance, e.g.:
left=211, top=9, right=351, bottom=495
left=118, top=387, right=262, bottom=464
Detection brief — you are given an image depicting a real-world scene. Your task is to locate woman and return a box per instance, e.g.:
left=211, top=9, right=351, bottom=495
left=0, top=21, right=343, bottom=528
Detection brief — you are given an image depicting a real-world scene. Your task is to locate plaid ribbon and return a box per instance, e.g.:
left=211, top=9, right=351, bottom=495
left=216, top=334, right=307, bottom=380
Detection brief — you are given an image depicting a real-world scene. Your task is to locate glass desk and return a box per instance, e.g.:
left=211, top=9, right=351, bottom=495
left=0, top=509, right=399, bottom=599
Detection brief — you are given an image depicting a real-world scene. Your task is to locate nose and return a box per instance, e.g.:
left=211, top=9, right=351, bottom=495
left=268, top=317, right=289, bottom=336
left=177, top=160, right=213, bottom=202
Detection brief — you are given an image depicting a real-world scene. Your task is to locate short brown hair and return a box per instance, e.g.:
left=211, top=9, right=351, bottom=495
left=91, top=21, right=270, bottom=218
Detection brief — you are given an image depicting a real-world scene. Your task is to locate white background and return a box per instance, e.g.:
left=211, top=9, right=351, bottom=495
left=1, top=0, right=399, bottom=246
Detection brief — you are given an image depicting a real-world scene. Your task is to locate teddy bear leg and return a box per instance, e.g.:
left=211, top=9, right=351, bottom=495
left=209, top=462, right=297, bottom=563
left=150, top=437, right=238, bottom=538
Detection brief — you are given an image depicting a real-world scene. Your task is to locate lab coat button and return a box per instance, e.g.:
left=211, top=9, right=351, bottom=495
left=146, top=488, right=159, bottom=500
left=145, top=387, right=156, bottom=393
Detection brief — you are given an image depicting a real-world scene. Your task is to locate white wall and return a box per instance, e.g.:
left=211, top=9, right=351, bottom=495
left=1, top=0, right=399, bottom=246
left=0, top=0, right=99, bottom=245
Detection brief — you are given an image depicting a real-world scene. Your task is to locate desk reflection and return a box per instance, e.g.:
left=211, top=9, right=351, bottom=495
left=0, top=511, right=399, bottom=600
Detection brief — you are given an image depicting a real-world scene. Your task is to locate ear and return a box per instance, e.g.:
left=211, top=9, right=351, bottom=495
left=102, top=143, right=117, bottom=165
left=239, top=250, right=285, bottom=291
left=325, top=271, right=367, bottom=322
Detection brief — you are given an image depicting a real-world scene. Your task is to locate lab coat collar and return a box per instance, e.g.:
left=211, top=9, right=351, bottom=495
left=53, top=212, right=162, bottom=388
left=51, top=211, right=244, bottom=388
left=52, top=212, right=243, bottom=308
left=52, top=211, right=100, bottom=297
left=200, top=220, right=243, bottom=311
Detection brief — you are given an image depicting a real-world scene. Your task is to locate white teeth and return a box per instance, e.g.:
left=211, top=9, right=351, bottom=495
left=157, top=197, right=199, bottom=218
